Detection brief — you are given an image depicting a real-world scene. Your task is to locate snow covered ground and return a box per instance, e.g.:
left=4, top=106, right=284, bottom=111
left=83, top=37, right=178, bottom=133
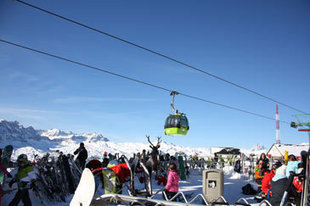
left=2, top=165, right=262, bottom=206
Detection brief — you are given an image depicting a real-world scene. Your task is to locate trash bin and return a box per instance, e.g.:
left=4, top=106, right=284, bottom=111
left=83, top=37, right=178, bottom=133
left=202, top=169, right=224, bottom=203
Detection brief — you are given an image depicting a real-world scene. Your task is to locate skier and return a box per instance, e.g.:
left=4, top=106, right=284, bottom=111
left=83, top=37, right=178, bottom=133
left=157, top=168, right=167, bottom=186
left=74, top=143, right=88, bottom=170
left=234, top=159, right=241, bottom=173
left=256, top=153, right=269, bottom=171
left=8, top=154, right=36, bottom=206
left=286, top=154, right=299, bottom=177
left=163, top=163, right=180, bottom=201
left=269, top=164, right=290, bottom=205
left=254, top=160, right=265, bottom=191
left=140, top=149, right=147, bottom=163
left=260, top=161, right=281, bottom=198
left=102, top=152, right=109, bottom=167
left=0, top=149, right=13, bottom=206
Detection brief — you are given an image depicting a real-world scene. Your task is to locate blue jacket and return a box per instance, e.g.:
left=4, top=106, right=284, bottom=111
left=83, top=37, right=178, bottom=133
left=286, top=161, right=300, bottom=177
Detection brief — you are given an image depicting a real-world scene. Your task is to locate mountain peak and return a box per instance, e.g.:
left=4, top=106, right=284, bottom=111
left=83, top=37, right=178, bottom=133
left=0, top=119, right=109, bottom=148
left=251, top=143, right=266, bottom=151
left=40, top=128, right=71, bottom=137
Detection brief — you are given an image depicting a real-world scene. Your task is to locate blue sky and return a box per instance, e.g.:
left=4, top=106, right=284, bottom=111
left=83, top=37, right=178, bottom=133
left=0, top=0, right=309, bottom=149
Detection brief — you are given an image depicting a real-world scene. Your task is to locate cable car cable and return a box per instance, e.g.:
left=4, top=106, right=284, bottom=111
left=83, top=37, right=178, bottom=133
left=0, top=38, right=291, bottom=125
left=14, top=0, right=307, bottom=114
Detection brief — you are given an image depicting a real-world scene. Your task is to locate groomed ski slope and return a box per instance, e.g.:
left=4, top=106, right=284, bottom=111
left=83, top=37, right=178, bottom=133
left=3, top=166, right=261, bottom=205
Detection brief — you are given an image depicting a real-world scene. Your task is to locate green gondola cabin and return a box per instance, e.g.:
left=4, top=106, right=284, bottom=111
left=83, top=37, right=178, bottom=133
left=164, top=113, right=189, bottom=136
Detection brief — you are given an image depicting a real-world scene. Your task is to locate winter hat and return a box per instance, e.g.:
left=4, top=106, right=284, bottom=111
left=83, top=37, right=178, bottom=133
left=273, top=161, right=282, bottom=169
left=272, top=165, right=287, bottom=182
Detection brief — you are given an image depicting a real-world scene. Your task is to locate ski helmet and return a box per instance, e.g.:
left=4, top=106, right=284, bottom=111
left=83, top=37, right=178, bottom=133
left=17, top=154, right=28, bottom=164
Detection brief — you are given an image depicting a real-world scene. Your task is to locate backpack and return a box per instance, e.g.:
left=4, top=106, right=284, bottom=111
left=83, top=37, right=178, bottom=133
left=102, top=168, right=121, bottom=194
left=242, top=183, right=257, bottom=195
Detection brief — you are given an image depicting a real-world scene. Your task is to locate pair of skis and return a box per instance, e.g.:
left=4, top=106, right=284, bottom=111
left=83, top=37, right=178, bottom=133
left=124, top=156, right=152, bottom=197
left=70, top=155, right=154, bottom=205
left=0, top=145, right=13, bottom=184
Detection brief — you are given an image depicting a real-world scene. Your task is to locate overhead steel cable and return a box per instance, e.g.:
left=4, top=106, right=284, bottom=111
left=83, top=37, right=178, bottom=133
left=0, top=39, right=170, bottom=93
left=0, top=38, right=291, bottom=124
left=15, top=0, right=307, bottom=114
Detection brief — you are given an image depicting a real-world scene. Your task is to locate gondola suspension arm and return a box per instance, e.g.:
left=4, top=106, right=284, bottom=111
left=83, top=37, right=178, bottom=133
left=170, top=91, right=179, bottom=114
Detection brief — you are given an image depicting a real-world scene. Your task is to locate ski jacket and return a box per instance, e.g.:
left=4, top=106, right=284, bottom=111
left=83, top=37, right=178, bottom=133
left=292, top=177, right=303, bottom=192
left=102, top=157, right=109, bottom=167
left=286, top=161, right=299, bottom=177
left=109, top=163, right=130, bottom=184
left=256, top=158, right=269, bottom=170
left=269, top=177, right=288, bottom=206
left=234, top=160, right=241, bottom=173
left=14, top=163, right=36, bottom=189
left=254, top=166, right=264, bottom=180
left=74, top=147, right=88, bottom=162
left=165, top=170, right=179, bottom=193
left=261, top=170, right=275, bottom=195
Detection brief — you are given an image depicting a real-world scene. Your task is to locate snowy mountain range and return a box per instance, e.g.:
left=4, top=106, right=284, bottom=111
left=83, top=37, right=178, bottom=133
left=0, top=119, right=267, bottom=161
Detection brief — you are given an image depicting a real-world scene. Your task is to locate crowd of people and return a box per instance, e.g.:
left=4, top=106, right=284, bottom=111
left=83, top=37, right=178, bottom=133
left=253, top=153, right=305, bottom=205
left=0, top=143, right=185, bottom=205
left=0, top=143, right=308, bottom=205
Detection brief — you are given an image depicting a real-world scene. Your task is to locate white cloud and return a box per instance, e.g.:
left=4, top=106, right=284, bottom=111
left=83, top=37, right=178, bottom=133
left=9, top=71, right=39, bottom=82
left=54, top=96, right=154, bottom=104
left=0, top=107, right=58, bottom=120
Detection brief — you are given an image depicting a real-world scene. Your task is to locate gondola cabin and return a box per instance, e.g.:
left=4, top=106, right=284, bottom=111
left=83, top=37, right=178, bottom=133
left=164, top=113, right=189, bottom=136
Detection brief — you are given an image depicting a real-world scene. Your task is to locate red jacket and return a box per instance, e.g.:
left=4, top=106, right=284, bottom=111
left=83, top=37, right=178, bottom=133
left=109, top=163, right=130, bottom=184
left=293, top=177, right=303, bottom=192
left=261, top=170, right=275, bottom=195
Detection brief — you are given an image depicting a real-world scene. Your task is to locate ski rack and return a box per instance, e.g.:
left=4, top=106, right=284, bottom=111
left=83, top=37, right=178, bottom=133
left=258, top=199, right=272, bottom=206
left=122, top=155, right=152, bottom=197
left=93, top=194, right=259, bottom=206
left=234, top=198, right=250, bottom=206
left=93, top=193, right=209, bottom=206
left=211, top=196, right=229, bottom=205
left=162, top=189, right=208, bottom=205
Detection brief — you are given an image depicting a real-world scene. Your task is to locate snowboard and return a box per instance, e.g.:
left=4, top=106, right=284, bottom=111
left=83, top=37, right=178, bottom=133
left=178, top=155, right=186, bottom=180
left=0, top=145, right=13, bottom=184
left=70, top=168, right=95, bottom=206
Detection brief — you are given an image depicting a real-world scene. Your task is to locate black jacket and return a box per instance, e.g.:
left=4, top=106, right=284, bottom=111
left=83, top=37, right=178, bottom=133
left=269, top=177, right=288, bottom=205
left=74, top=146, right=88, bottom=162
